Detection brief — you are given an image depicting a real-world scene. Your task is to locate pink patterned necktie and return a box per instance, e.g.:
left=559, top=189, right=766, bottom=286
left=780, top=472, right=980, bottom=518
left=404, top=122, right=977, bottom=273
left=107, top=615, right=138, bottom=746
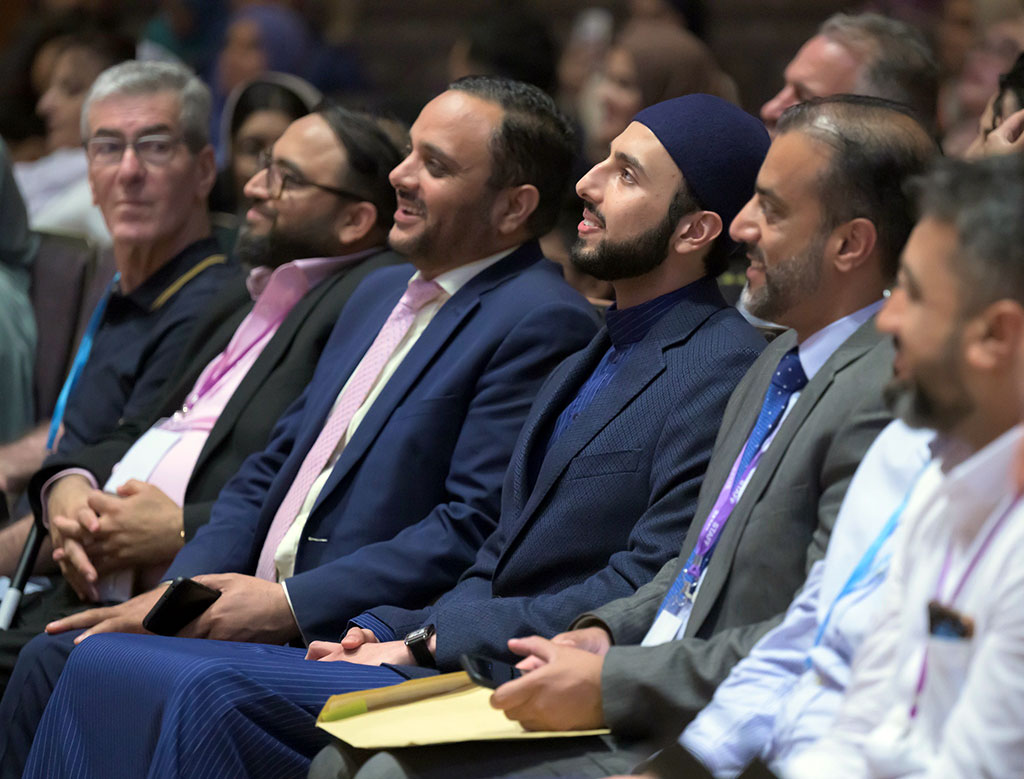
left=255, top=277, right=444, bottom=581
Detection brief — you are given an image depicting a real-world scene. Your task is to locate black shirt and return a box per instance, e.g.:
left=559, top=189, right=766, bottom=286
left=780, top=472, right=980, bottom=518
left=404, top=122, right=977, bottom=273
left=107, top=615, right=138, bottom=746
left=55, top=237, right=240, bottom=456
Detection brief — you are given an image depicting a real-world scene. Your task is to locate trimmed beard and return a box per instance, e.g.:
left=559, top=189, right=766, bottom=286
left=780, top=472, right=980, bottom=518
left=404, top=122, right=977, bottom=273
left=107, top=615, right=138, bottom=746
left=882, top=329, right=975, bottom=433
left=569, top=207, right=674, bottom=282
left=234, top=219, right=342, bottom=270
left=739, top=232, right=826, bottom=323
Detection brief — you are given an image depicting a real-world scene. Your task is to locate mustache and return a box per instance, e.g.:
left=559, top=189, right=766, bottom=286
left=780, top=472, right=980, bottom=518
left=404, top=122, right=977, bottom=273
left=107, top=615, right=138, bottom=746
left=742, top=242, right=766, bottom=265
left=581, top=200, right=606, bottom=228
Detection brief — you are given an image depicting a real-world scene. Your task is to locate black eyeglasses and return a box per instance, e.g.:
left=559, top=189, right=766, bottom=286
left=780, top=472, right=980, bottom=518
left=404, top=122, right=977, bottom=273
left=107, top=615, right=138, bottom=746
left=256, top=149, right=367, bottom=201
left=85, top=134, right=185, bottom=166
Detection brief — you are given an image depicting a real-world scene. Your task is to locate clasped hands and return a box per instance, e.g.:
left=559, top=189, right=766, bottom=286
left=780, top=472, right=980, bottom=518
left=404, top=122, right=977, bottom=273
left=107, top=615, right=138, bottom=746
left=47, top=475, right=184, bottom=602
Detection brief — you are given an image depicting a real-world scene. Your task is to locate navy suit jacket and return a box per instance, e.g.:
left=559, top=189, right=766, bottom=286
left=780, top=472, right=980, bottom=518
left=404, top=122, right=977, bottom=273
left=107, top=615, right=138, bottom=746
left=366, top=276, right=766, bottom=668
left=164, top=241, right=599, bottom=642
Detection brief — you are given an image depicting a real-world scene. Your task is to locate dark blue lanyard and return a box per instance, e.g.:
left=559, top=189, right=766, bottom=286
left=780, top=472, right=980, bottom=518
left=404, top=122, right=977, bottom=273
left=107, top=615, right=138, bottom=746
left=46, top=272, right=120, bottom=450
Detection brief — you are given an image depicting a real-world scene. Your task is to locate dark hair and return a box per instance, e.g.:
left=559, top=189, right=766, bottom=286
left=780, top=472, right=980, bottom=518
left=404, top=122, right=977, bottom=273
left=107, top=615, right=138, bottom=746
left=776, top=95, right=939, bottom=281
left=993, top=52, right=1024, bottom=127
left=460, top=7, right=558, bottom=94
left=662, top=182, right=731, bottom=278
left=820, top=13, right=939, bottom=131
left=54, top=27, right=135, bottom=72
left=448, top=75, right=576, bottom=238
left=315, top=102, right=404, bottom=233
left=230, top=82, right=312, bottom=140
left=911, top=155, right=1024, bottom=313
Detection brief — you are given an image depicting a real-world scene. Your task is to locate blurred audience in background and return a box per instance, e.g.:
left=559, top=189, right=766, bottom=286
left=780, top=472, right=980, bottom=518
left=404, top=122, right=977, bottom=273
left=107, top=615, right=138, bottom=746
left=208, top=73, right=321, bottom=249
left=578, top=20, right=734, bottom=166
left=12, top=28, right=134, bottom=246
left=939, top=0, right=1024, bottom=154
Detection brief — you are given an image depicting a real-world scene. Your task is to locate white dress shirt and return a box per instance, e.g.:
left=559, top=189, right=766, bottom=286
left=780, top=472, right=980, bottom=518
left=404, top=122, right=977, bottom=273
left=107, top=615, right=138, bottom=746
left=786, top=424, right=1024, bottom=779
left=681, top=420, right=935, bottom=776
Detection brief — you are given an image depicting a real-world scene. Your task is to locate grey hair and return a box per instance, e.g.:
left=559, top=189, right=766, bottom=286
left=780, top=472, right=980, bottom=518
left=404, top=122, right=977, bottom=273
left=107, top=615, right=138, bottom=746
left=819, top=13, right=938, bottom=128
left=81, top=60, right=212, bottom=152
left=912, top=155, right=1024, bottom=314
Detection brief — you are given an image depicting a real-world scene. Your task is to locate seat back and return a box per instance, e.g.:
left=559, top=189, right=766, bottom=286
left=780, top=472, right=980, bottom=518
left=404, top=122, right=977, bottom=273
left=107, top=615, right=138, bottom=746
left=29, top=232, right=96, bottom=422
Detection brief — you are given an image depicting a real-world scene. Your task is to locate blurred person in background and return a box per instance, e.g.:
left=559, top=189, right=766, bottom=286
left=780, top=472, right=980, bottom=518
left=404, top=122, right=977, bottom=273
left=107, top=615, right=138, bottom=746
left=12, top=27, right=134, bottom=246
left=211, top=3, right=312, bottom=163
left=579, top=21, right=734, bottom=166
left=208, top=73, right=321, bottom=249
left=940, top=1, right=1024, bottom=155
left=965, top=50, right=1024, bottom=154
left=760, top=12, right=938, bottom=134
left=0, top=140, right=40, bottom=446
left=447, top=4, right=559, bottom=95
left=0, top=11, right=92, bottom=164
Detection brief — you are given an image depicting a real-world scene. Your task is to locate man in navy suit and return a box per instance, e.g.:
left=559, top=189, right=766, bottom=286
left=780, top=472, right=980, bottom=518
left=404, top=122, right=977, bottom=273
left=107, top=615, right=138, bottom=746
left=0, top=76, right=599, bottom=775
left=10, top=94, right=769, bottom=779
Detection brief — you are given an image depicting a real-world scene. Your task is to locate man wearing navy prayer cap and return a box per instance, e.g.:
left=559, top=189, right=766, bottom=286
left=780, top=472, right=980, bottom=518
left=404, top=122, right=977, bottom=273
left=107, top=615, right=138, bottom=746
left=12, top=93, right=771, bottom=778
left=306, top=96, right=938, bottom=778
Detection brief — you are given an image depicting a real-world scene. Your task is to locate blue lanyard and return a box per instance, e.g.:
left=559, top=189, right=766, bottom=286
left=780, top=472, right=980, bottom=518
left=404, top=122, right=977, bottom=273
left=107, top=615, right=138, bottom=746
left=811, top=463, right=931, bottom=647
left=46, top=272, right=120, bottom=450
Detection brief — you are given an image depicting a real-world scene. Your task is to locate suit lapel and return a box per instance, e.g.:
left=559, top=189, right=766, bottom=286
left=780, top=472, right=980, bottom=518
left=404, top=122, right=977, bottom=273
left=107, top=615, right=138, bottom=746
left=501, top=277, right=730, bottom=558
left=684, top=317, right=884, bottom=635
left=194, top=270, right=340, bottom=472
left=312, top=244, right=544, bottom=506
left=505, top=334, right=609, bottom=517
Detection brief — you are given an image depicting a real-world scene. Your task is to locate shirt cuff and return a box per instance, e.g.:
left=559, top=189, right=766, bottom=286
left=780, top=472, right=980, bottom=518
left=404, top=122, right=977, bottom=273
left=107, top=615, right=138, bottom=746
left=279, top=579, right=309, bottom=647
left=39, top=468, right=99, bottom=528
left=348, top=612, right=397, bottom=643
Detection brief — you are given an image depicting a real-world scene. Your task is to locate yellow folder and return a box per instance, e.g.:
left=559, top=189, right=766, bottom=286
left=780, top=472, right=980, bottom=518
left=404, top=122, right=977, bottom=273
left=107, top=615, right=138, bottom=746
left=316, top=671, right=610, bottom=749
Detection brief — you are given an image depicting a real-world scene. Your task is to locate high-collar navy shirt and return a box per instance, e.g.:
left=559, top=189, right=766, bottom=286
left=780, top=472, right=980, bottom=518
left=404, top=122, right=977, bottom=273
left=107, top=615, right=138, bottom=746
left=547, top=285, right=690, bottom=449
left=54, top=237, right=240, bottom=457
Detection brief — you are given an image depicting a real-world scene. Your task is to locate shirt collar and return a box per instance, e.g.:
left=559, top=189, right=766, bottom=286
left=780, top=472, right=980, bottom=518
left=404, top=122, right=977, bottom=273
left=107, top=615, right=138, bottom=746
left=604, top=283, right=692, bottom=348
left=409, top=246, right=518, bottom=300
left=796, top=299, right=884, bottom=381
left=245, top=247, right=381, bottom=301
left=939, top=424, right=1024, bottom=536
left=115, top=236, right=223, bottom=312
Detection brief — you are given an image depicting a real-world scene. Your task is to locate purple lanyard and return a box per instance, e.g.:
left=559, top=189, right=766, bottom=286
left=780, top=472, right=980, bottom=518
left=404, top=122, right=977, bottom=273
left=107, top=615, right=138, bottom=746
left=678, top=437, right=770, bottom=598
left=909, top=493, right=1021, bottom=718
left=179, top=315, right=281, bottom=415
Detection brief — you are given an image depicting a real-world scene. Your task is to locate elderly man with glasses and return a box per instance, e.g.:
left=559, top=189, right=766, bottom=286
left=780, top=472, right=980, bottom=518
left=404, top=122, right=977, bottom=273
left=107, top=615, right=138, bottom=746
left=0, top=102, right=409, bottom=702
left=0, top=60, right=240, bottom=625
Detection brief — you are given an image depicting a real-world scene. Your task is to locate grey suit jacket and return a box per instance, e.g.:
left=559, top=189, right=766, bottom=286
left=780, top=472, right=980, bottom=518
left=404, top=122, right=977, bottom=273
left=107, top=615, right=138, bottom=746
left=575, top=316, right=895, bottom=742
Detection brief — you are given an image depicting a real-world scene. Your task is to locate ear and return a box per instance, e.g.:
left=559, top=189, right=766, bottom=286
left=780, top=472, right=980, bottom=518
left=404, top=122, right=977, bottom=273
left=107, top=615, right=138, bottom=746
left=965, top=299, right=1024, bottom=373
left=335, top=201, right=380, bottom=245
left=195, top=145, right=218, bottom=200
left=492, top=184, right=540, bottom=236
left=830, top=217, right=877, bottom=273
left=670, top=210, right=722, bottom=257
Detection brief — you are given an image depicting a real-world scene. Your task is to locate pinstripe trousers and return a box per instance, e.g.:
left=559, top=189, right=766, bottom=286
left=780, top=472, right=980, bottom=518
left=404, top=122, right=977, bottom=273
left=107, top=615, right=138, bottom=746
left=9, top=632, right=405, bottom=779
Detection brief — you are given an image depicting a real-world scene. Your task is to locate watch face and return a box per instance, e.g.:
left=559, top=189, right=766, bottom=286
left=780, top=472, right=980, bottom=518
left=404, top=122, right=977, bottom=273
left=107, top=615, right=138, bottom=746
left=406, top=627, right=428, bottom=643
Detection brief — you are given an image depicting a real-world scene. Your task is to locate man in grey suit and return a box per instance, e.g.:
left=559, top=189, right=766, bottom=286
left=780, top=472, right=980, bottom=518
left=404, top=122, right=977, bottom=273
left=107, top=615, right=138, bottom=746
left=336, top=96, right=940, bottom=778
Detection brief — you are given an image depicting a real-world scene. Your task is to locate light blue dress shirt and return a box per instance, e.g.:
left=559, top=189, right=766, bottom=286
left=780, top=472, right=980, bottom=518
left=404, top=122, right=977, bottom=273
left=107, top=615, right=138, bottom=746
left=680, top=420, right=936, bottom=776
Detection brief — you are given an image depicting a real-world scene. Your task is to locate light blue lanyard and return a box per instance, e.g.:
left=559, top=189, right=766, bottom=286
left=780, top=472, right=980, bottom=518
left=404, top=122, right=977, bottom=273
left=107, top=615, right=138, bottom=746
left=46, top=272, right=120, bottom=450
left=811, top=464, right=930, bottom=648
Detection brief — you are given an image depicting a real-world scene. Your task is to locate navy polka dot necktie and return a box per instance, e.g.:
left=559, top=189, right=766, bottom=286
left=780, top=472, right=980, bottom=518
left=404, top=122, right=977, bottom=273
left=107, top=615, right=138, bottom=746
left=735, top=347, right=808, bottom=478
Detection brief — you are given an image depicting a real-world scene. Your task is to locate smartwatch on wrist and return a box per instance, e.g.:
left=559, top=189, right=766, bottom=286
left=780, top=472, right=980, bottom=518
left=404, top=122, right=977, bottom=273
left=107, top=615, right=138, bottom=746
left=404, top=624, right=436, bottom=668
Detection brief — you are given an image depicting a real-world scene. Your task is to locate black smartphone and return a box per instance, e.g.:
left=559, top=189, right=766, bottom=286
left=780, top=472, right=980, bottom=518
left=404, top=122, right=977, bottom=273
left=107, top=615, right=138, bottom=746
left=460, top=653, right=523, bottom=689
left=143, top=576, right=221, bottom=636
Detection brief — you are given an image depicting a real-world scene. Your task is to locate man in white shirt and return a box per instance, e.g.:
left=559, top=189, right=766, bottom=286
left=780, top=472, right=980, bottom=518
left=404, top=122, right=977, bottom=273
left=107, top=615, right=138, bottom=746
left=786, top=155, right=1024, bottom=779
left=674, top=420, right=935, bottom=777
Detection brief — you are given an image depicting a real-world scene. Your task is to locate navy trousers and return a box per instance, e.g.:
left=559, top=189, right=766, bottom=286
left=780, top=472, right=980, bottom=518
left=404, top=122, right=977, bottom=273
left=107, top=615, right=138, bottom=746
left=7, top=632, right=405, bottom=779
